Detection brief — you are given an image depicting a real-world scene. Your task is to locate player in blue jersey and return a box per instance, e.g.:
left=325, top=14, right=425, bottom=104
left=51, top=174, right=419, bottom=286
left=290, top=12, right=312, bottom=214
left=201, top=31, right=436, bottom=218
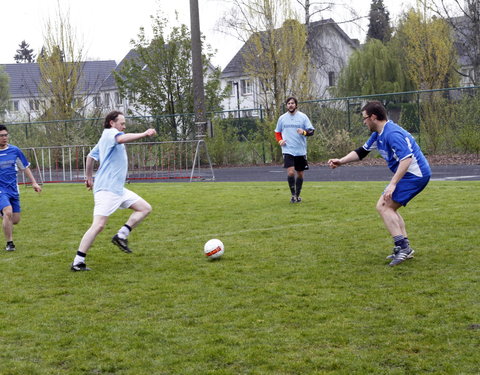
left=328, top=101, right=431, bottom=266
left=71, top=111, right=157, bottom=271
left=275, top=97, right=315, bottom=203
left=0, top=125, right=42, bottom=252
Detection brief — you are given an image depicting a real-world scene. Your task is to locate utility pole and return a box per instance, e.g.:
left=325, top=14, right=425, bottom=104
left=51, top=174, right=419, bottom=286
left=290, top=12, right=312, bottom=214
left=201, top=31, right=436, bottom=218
left=190, top=0, right=207, bottom=137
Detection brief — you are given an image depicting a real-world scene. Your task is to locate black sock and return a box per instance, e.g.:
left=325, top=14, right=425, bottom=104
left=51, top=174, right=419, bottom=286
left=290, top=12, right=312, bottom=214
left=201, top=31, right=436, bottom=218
left=77, top=251, right=87, bottom=258
left=295, top=177, right=304, bottom=197
left=287, top=176, right=295, bottom=195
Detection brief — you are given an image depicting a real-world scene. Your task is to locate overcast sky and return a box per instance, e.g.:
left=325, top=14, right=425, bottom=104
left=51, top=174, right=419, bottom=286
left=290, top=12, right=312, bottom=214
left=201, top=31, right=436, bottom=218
left=1, top=0, right=417, bottom=69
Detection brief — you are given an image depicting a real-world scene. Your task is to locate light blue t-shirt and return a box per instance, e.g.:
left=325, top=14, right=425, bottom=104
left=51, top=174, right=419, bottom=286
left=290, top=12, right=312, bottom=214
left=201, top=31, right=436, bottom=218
left=275, top=110, right=314, bottom=156
left=0, top=145, right=30, bottom=197
left=89, top=128, right=127, bottom=195
left=363, top=120, right=431, bottom=178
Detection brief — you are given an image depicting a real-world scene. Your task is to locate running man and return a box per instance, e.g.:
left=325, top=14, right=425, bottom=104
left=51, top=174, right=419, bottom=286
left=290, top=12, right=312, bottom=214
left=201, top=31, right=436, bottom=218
left=0, top=124, right=42, bottom=251
left=275, top=97, right=315, bottom=203
left=71, top=111, right=156, bottom=271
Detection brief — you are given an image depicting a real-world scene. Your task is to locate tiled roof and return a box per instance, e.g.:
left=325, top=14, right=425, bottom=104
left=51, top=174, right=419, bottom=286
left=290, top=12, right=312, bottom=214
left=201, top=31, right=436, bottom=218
left=2, top=60, right=117, bottom=98
left=221, top=18, right=359, bottom=77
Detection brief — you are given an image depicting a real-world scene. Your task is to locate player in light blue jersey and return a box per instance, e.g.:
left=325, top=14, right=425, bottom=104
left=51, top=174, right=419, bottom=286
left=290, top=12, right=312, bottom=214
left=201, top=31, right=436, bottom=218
left=328, top=101, right=431, bottom=267
left=275, top=97, right=315, bottom=203
left=0, top=125, right=42, bottom=252
left=71, top=111, right=157, bottom=271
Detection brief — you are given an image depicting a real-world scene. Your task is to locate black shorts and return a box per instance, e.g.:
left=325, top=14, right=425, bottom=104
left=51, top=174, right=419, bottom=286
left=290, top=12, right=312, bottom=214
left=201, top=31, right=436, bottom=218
left=283, top=154, right=309, bottom=171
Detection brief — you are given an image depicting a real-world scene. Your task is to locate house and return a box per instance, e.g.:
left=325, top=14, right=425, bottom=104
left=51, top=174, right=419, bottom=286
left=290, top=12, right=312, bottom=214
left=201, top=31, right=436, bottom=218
left=220, top=19, right=360, bottom=115
left=451, top=14, right=480, bottom=87
left=2, top=60, right=118, bottom=122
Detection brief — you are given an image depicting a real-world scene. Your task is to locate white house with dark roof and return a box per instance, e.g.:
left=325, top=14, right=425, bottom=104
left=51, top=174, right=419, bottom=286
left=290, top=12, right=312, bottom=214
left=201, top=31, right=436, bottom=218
left=220, top=19, right=360, bottom=115
left=3, top=60, right=118, bottom=122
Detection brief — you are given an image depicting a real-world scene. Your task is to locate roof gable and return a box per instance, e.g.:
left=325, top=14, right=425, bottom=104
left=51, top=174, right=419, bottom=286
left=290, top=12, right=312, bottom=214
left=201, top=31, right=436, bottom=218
left=221, top=18, right=358, bottom=77
left=2, top=60, right=117, bottom=98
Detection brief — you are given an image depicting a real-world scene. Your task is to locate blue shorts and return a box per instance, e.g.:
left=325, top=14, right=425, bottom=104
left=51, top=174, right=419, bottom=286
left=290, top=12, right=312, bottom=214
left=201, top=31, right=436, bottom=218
left=390, top=175, right=430, bottom=206
left=0, top=193, right=21, bottom=213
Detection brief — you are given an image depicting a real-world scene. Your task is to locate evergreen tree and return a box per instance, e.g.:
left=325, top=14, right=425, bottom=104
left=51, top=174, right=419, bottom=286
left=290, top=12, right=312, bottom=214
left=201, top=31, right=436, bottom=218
left=367, top=0, right=392, bottom=43
left=13, top=40, right=36, bottom=63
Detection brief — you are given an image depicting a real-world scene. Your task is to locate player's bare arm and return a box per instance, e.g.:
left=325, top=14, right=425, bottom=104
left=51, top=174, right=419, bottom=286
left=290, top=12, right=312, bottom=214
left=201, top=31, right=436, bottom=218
left=23, top=167, right=42, bottom=193
left=84, top=156, right=95, bottom=190
left=328, top=150, right=360, bottom=168
left=117, top=129, right=157, bottom=144
left=383, top=157, right=412, bottom=201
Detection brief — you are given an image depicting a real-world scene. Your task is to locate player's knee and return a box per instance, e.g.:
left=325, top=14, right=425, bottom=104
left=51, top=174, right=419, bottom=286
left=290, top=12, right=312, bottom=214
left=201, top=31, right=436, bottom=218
left=376, top=200, right=386, bottom=215
left=144, top=203, right=152, bottom=215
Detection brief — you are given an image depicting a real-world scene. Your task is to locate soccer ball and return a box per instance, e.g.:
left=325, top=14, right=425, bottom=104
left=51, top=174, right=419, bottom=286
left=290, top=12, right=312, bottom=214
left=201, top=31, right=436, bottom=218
left=204, top=239, right=224, bottom=260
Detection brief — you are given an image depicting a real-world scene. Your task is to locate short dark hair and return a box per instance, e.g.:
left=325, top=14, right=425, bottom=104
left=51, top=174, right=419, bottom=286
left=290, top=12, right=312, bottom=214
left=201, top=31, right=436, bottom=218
left=285, top=97, right=298, bottom=106
left=361, top=101, right=387, bottom=121
left=0, top=125, right=8, bottom=133
left=104, top=110, right=124, bottom=128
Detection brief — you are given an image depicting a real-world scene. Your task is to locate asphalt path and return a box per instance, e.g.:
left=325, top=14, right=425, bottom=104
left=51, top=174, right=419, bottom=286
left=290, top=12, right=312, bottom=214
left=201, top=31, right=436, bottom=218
left=212, top=164, right=480, bottom=182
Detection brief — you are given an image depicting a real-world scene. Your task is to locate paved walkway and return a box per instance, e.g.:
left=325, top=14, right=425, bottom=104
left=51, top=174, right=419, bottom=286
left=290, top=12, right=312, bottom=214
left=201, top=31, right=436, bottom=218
left=212, top=164, right=480, bottom=182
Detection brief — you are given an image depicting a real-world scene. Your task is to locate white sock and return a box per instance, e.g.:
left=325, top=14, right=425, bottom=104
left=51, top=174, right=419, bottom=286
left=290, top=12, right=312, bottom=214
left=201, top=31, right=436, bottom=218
left=117, top=225, right=131, bottom=239
left=73, top=255, right=85, bottom=265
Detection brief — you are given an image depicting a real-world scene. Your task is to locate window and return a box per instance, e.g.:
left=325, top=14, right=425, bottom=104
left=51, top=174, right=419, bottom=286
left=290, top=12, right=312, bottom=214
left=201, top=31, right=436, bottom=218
left=328, top=72, right=336, bottom=87
left=94, top=95, right=102, bottom=107
left=104, top=93, right=110, bottom=106
left=227, top=81, right=235, bottom=96
left=115, top=92, right=123, bottom=105
left=240, top=79, right=252, bottom=95
left=29, top=99, right=41, bottom=111
left=9, top=100, right=19, bottom=112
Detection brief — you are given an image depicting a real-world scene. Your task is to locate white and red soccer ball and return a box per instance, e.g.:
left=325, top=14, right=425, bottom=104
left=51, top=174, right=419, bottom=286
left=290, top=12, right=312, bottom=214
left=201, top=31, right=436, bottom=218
left=204, top=239, right=224, bottom=260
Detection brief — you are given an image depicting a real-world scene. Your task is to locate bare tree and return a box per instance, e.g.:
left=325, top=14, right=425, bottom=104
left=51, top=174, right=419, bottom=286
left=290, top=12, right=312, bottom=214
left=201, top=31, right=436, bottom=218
left=38, top=3, right=84, bottom=120
left=421, top=0, right=480, bottom=85
left=217, top=0, right=361, bottom=118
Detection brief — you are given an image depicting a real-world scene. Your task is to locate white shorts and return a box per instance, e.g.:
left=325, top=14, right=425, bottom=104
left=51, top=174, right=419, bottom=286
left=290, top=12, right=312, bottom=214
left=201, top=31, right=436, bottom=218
left=93, top=188, right=141, bottom=217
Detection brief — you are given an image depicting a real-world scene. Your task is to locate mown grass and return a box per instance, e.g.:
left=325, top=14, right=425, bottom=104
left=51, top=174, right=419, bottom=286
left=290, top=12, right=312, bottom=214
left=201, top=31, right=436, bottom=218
left=0, top=181, right=478, bottom=374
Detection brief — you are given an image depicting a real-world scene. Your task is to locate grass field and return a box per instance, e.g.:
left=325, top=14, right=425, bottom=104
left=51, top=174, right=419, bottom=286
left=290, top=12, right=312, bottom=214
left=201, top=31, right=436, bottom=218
left=0, top=181, right=479, bottom=375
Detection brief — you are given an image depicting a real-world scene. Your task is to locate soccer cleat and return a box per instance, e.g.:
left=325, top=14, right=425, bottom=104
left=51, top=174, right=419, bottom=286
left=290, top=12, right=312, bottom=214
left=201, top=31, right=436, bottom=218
left=386, top=246, right=415, bottom=260
left=112, top=234, right=132, bottom=253
left=296, top=196, right=302, bottom=203
left=71, top=262, right=91, bottom=271
left=389, top=246, right=414, bottom=267
left=290, top=196, right=297, bottom=203
left=5, top=243, right=16, bottom=251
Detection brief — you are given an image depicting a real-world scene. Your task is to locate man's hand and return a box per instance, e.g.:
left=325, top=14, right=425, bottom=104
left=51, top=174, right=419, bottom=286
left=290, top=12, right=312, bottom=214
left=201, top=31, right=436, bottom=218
left=278, top=139, right=286, bottom=147
left=383, top=183, right=397, bottom=202
left=32, top=183, right=42, bottom=193
left=327, top=159, right=342, bottom=169
left=144, top=128, right=157, bottom=137
left=85, top=177, right=94, bottom=191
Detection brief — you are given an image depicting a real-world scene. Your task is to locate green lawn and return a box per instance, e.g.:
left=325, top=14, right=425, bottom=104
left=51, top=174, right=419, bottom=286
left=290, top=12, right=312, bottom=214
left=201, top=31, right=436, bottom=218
left=0, top=181, right=478, bottom=374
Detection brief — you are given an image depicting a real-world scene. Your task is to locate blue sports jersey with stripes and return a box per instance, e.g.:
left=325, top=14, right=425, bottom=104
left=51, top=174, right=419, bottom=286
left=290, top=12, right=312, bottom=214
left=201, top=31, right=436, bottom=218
left=0, top=145, right=30, bottom=196
left=362, top=120, right=431, bottom=178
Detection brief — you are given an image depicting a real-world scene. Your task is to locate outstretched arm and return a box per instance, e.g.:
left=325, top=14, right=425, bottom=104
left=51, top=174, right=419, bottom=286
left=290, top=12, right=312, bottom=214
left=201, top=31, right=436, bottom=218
left=117, top=128, right=157, bottom=144
left=328, top=150, right=360, bottom=169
